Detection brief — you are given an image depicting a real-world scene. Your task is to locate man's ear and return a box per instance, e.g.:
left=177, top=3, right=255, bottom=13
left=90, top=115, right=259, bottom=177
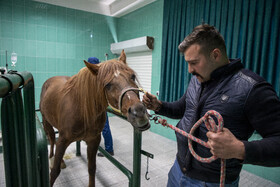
left=119, top=50, right=126, bottom=64
left=84, top=60, right=100, bottom=75
left=211, top=48, right=221, bottom=61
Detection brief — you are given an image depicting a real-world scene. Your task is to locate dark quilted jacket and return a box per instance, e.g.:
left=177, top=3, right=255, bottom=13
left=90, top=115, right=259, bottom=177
left=157, top=59, right=280, bottom=183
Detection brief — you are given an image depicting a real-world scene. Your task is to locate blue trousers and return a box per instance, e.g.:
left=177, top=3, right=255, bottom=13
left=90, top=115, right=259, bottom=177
left=102, top=114, right=113, bottom=153
left=167, top=159, right=239, bottom=187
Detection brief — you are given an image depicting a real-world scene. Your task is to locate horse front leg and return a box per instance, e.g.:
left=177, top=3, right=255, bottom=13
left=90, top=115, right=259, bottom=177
left=50, top=136, right=70, bottom=187
left=86, top=134, right=101, bottom=187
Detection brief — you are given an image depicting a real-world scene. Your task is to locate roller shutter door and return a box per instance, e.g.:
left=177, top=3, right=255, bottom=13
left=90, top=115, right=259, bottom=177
left=126, top=51, right=152, bottom=98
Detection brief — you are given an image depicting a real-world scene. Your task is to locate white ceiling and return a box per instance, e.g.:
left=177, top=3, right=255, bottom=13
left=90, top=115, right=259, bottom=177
left=34, top=0, right=157, bottom=17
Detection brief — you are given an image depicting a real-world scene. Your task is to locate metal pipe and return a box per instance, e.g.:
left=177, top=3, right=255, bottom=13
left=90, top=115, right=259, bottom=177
left=98, top=146, right=133, bottom=186
left=106, top=108, right=143, bottom=187
left=6, top=50, right=8, bottom=71
left=76, top=141, right=81, bottom=156
left=132, top=129, right=142, bottom=187
left=0, top=72, right=49, bottom=187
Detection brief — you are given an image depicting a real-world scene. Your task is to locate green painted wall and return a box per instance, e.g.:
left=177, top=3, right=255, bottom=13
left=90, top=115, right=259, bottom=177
left=117, top=0, right=163, bottom=95
left=0, top=0, right=175, bottom=139
left=0, top=0, right=116, bottom=109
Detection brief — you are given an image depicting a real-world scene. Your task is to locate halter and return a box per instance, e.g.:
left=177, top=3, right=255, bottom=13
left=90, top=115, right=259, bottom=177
left=106, top=87, right=146, bottom=114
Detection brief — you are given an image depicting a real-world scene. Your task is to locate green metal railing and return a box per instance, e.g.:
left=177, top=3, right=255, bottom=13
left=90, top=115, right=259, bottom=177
left=76, top=107, right=154, bottom=187
left=0, top=71, right=49, bottom=187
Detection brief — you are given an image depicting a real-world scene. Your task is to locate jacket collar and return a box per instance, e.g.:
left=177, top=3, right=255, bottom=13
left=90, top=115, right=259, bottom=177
left=210, top=58, right=243, bottom=81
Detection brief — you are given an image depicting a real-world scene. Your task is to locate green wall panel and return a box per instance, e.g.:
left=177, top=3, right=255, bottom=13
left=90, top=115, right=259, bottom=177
left=0, top=0, right=116, bottom=108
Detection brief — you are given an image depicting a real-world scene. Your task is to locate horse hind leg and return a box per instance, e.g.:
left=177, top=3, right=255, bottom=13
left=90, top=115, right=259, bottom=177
left=50, top=136, right=70, bottom=187
left=42, top=117, right=66, bottom=169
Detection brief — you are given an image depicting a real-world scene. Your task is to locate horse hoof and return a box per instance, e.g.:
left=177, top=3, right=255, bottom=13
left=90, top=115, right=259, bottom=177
left=49, top=157, right=66, bottom=169
left=60, top=161, right=66, bottom=169
left=49, top=157, right=54, bottom=169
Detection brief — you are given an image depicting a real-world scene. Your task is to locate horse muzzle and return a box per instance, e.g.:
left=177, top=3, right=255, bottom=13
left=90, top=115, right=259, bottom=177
left=127, top=102, right=150, bottom=131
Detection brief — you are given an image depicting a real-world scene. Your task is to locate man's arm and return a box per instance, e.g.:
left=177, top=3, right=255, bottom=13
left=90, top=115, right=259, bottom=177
left=207, top=82, right=280, bottom=166
left=143, top=92, right=187, bottom=119
left=207, top=128, right=245, bottom=160
left=242, top=82, right=280, bottom=166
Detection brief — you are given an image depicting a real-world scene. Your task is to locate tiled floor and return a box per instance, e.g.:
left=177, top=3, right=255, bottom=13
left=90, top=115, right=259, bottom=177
left=0, top=116, right=279, bottom=187
left=51, top=116, right=177, bottom=187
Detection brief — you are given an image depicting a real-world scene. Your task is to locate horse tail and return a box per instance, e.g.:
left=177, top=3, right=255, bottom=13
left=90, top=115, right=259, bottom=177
left=39, top=79, right=53, bottom=111
left=42, top=116, right=56, bottom=158
left=40, top=80, right=51, bottom=100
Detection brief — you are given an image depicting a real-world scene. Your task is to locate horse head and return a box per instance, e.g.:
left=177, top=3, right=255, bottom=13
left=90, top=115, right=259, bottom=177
left=84, top=50, right=150, bottom=131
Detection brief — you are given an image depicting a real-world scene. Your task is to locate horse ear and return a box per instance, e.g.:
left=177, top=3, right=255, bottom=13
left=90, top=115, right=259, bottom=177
left=84, top=60, right=99, bottom=75
left=119, top=50, right=126, bottom=64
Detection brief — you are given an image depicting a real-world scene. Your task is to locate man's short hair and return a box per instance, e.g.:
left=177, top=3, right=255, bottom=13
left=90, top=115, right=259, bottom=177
left=178, top=24, right=227, bottom=56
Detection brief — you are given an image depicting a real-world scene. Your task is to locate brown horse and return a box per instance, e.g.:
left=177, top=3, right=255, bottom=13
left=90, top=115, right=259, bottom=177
left=39, top=50, right=150, bottom=187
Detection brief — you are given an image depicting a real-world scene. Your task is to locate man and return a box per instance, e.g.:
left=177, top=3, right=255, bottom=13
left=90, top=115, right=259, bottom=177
left=88, top=57, right=114, bottom=157
left=143, top=24, right=280, bottom=186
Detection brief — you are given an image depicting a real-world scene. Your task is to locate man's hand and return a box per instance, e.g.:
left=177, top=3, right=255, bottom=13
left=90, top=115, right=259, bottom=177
left=142, top=92, right=162, bottom=111
left=206, top=128, right=245, bottom=160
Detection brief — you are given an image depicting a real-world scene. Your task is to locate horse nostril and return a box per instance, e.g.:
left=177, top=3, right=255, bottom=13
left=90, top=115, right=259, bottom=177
left=142, top=105, right=147, bottom=113
left=128, top=103, right=147, bottom=117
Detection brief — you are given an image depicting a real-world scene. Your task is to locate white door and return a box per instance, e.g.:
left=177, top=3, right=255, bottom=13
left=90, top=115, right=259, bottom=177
left=126, top=52, right=152, bottom=96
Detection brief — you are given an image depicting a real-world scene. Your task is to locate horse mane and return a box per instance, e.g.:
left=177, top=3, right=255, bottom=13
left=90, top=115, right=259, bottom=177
left=62, top=66, right=107, bottom=127
left=62, top=59, right=138, bottom=127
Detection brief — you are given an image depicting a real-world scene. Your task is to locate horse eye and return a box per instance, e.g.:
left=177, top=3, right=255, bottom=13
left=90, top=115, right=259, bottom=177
left=131, top=74, right=136, bottom=81
left=105, top=83, right=111, bottom=90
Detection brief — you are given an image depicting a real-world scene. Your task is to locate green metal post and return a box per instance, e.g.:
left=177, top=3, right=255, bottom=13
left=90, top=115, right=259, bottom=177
left=1, top=74, right=28, bottom=187
left=105, top=108, right=150, bottom=187
left=76, top=141, right=81, bottom=156
left=21, top=72, right=38, bottom=187
left=0, top=72, right=49, bottom=187
left=35, top=114, right=50, bottom=187
left=132, top=129, right=142, bottom=187
left=1, top=94, right=23, bottom=187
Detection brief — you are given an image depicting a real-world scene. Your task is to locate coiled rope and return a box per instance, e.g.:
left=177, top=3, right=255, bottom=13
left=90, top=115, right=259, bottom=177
left=150, top=110, right=226, bottom=187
